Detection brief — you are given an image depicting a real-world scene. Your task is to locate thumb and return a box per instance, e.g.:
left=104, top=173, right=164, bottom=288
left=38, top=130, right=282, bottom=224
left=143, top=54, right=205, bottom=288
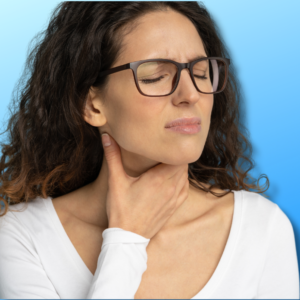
left=101, top=133, right=126, bottom=180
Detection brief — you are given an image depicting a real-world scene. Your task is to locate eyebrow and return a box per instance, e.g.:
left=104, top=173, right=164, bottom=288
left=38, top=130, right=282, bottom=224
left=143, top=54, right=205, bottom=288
left=189, top=54, right=207, bottom=61
left=156, top=54, right=207, bottom=62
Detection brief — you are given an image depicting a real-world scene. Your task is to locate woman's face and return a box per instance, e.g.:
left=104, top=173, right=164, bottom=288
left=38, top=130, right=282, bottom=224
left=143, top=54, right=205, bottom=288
left=87, top=9, right=214, bottom=176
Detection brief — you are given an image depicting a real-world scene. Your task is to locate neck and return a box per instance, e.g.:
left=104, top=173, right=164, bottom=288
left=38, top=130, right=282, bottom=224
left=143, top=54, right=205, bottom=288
left=73, top=150, right=205, bottom=232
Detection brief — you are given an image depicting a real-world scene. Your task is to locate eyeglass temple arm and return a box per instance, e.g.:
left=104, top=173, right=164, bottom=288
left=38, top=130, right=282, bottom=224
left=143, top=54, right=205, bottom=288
left=98, top=63, right=130, bottom=77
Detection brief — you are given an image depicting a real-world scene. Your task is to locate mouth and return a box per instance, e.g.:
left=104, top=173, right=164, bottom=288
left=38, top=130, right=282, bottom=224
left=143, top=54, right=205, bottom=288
left=165, top=124, right=201, bottom=134
left=165, top=117, right=201, bottom=128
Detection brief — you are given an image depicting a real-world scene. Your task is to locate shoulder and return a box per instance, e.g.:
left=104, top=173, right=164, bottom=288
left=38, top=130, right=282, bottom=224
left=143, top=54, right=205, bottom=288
left=0, top=196, right=50, bottom=236
left=236, top=190, right=294, bottom=242
left=239, top=190, right=276, bottom=209
left=239, top=189, right=289, bottom=223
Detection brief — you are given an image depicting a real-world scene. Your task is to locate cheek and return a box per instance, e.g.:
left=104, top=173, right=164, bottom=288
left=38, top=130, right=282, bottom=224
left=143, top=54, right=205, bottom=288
left=123, top=100, right=164, bottom=150
left=204, top=94, right=214, bottom=112
left=105, top=81, right=214, bottom=164
left=204, top=95, right=214, bottom=127
left=199, top=95, right=214, bottom=144
left=106, top=87, right=163, bottom=152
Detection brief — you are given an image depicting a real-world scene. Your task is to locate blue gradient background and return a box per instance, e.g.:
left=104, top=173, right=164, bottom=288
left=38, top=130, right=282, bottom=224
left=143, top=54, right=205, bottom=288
left=1, top=0, right=300, bottom=277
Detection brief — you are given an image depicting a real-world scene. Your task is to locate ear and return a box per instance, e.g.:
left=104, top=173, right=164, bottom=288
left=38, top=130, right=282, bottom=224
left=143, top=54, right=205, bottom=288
left=83, top=87, right=107, bottom=127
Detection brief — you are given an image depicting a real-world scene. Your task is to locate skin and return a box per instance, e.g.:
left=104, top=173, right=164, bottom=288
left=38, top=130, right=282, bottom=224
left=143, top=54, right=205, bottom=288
left=77, top=8, right=215, bottom=231
left=52, top=10, right=234, bottom=296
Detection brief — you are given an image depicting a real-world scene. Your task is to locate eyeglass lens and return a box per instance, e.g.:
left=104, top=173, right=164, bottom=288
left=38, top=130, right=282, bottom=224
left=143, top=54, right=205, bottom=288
left=136, top=58, right=226, bottom=96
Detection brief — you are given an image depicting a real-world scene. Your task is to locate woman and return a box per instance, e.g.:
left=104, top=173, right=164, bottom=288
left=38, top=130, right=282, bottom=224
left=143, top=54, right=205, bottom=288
left=0, top=1, right=298, bottom=299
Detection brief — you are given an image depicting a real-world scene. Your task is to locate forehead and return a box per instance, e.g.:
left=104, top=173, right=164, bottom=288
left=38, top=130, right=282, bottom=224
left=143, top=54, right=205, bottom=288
left=114, top=9, right=207, bottom=66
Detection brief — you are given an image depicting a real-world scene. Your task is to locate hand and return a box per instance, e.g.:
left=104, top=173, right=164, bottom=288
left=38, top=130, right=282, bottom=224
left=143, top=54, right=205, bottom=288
left=101, top=132, right=189, bottom=239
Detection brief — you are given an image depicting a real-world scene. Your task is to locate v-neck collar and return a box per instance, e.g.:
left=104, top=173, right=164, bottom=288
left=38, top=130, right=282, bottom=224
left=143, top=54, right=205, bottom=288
left=43, top=189, right=243, bottom=298
left=191, top=189, right=243, bottom=299
left=43, top=197, right=94, bottom=283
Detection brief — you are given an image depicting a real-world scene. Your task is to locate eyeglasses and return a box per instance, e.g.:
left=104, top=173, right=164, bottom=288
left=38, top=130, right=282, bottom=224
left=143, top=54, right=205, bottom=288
left=96, top=57, right=230, bottom=97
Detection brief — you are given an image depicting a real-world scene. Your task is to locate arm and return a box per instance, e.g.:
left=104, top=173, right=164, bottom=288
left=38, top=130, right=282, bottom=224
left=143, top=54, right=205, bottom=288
left=0, top=213, right=150, bottom=299
left=0, top=213, right=60, bottom=299
left=86, top=227, right=150, bottom=299
left=257, top=205, right=299, bottom=299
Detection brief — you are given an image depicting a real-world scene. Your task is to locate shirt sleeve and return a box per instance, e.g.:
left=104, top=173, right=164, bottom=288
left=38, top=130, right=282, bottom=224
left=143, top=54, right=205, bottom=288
left=0, top=212, right=150, bottom=299
left=86, top=227, right=150, bottom=299
left=257, top=205, right=300, bottom=299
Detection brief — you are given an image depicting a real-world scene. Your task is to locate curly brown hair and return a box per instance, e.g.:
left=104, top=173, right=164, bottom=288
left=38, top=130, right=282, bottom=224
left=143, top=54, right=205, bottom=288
left=0, top=1, right=269, bottom=217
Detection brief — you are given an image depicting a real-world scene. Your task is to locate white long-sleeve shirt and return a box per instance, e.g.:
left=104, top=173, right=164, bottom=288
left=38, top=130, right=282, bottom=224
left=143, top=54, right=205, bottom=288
left=0, top=189, right=299, bottom=299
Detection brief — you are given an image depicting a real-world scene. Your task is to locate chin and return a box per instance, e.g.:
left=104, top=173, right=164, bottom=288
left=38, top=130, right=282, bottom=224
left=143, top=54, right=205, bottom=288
left=159, top=153, right=202, bottom=166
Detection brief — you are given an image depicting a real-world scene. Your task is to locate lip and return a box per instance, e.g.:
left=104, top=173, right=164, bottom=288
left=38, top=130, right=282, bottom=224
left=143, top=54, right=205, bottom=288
left=165, top=124, right=201, bottom=134
left=165, top=117, right=201, bottom=128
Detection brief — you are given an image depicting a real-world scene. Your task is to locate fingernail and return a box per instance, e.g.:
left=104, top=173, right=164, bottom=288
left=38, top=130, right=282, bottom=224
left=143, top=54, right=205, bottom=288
left=102, top=133, right=111, bottom=147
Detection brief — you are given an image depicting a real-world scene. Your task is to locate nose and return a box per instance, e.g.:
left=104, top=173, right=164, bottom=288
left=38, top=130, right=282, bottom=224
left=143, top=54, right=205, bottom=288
left=173, top=67, right=200, bottom=104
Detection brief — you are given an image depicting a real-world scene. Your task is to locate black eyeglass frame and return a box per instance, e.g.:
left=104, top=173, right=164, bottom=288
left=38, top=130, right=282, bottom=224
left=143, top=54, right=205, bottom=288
left=96, top=57, right=231, bottom=97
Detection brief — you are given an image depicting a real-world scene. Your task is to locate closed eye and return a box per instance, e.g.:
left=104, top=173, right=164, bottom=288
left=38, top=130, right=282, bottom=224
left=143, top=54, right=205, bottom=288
left=140, top=76, right=165, bottom=84
left=194, top=75, right=207, bottom=80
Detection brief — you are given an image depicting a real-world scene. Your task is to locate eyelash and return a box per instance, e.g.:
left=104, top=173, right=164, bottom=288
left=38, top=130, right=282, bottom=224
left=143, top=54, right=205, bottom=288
left=140, top=76, right=164, bottom=84
left=140, top=75, right=207, bottom=84
left=194, top=75, right=207, bottom=80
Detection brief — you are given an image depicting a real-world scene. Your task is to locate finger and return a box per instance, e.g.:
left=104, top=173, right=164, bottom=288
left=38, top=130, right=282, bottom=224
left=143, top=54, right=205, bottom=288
left=101, top=133, right=127, bottom=180
left=173, top=173, right=190, bottom=209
